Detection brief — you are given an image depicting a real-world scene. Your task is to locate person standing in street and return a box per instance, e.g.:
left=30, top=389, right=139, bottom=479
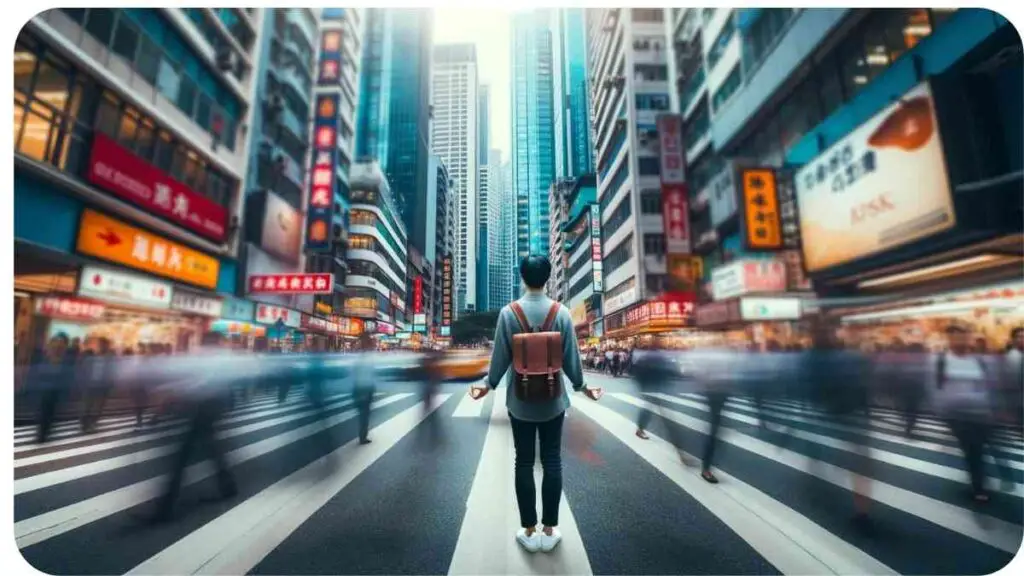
left=352, top=335, right=376, bottom=445
left=470, top=255, right=602, bottom=554
left=35, top=333, right=72, bottom=443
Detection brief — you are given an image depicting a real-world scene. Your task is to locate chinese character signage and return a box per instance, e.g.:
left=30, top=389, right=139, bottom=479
left=794, top=82, right=955, bottom=272
left=248, top=273, right=334, bottom=295
left=413, top=276, right=424, bottom=314
left=656, top=114, right=685, bottom=184
left=35, top=295, right=105, bottom=321
left=666, top=255, right=703, bottom=293
left=171, top=290, right=224, bottom=317
left=254, top=304, right=301, bottom=328
left=661, top=183, right=691, bottom=255
left=624, top=293, right=695, bottom=329
left=711, top=260, right=787, bottom=301
left=301, top=313, right=338, bottom=334
left=317, top=30, right=343, bottom=86
left=87, top=133, right=228, bottom=243
left=442, top=256, right=453, bottom=328
left=740, top=168, right=783, bottom=251
left=344, top=297, right=377, bottom=317
left=589, top=205, right=604, bottom=292
left=221, top=297, right=254, bottom=322
left=76, top=209, right=220, bottom=289
left=315, top=301, right=334, bottom=315
left=307, top=94, right=340, bottom=252
left=78, top=265, right=173, bottom=309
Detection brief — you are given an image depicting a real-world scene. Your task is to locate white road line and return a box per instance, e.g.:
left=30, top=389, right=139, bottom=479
left=609, top=393, right=1023, bottom=554
left=574, top=399, right=897, bottom=576
left=448, top=391, right=593, bottom=576
left=15, top=396, right=361, bottom=495
left=451, top=388, right=485, bottom=418
left=653, top=394, right=1024, bottom=496
left=708, top=395, right=1024, bottom=469
left=127, top=394, right=452, bottom=576
left=14, top=393, right=413, bottom=549
left=15, top=393, right=355, bottom=466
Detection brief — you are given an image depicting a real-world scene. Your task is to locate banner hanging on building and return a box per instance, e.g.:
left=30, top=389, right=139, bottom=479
left=657, top=114, right=690, bottom=255
left=248, top=273, right=334, bottom=295
left=35, top=295, right=106, bottom=321
left=413, top=276, right=424, bottom=314
left=317, top=30, right=343, bottom=86
left=589, top=205, right=604, bottom=292
left=740, top=168, right=783, bottom=251
left=78, top=265, right=173, bottom=309
left=307, top=93, right=340, bottom=252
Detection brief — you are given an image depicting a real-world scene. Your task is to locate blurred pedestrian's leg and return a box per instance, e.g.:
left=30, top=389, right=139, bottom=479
left=701, top=392, right=727, bottom=483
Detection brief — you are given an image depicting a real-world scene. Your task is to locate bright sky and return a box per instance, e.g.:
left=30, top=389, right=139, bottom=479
left=433, top=8, right=516, bottom=159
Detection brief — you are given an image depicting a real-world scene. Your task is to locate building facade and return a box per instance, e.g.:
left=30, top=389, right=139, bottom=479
left=345, top=162, right=409, bottom=333
left=511, top=10, right=556, bottom=279
left=430, top=43, right=479, bottom=316
left=14, top=8, right=260, bottom=362
left=497, top=161, right=518, bottom=305
left=552, top=8, right=594, bottom=180
left=547, top=178, right=575, bottom=302
left=476, top=83, right=491, bottom=311
left=563, top=175, right=601, bottom=338
left=586, top=8, right=673, bottom=334
left=426, top=154, right=454, bottom=332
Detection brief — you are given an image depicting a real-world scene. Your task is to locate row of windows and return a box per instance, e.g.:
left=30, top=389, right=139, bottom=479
left=603, top=193, right=633, bottom=242
left=61, top=8, right=241, bottom=151
left=347, top=255, right=406, bottom=299
left=742, top=9, right=797, bottom=74
left=604, top=234, right=634, bottom=280
left=631, top=9, right=664, bottom=23
left=638, top=157, right=661, bottom=177
left=568, top=242, right=594, bottom=279
left=600, top=156, right=630, bottom=214
left=706, top=12, right=736, bottom=71
left=569, top=273, right=593, bottom=302
left=712, top=64, right=743, bottom=113
left=635, top=93, right=670, bottom=111
left=640, top=189, right=662, bottom=214
left=679, top=66, right=706, bottom=113
left=634, top=64, right=668, bottom=83
left=683, top=98, right=711, bottom=150
left=182, top=9, right=247, bottom=81
left=642, top=233, right=666, bottom=255
left=14, top=36, right=236, bottom=210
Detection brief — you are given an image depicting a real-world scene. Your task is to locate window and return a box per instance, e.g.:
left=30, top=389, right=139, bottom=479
left=640, top=189, right=662, bottom=214
left=683, top=98, right=710, bottom=149
left=156, top=59, right=181, bottom=103
left=645, top=274, right=665, bottom=294
left=604, top=192, right=633, bottom=238
left=135, top=36, right=161, bottom=84
left=635, top=93, right=670, bottom=111
left=744, top=9, right=795, bottom=72
left=638, top=157, right=661, bottom=176
left=643, top=233, right=665, bottom=255
left=635, top=64, right=667, bottom=82
left=601, top=156, right=630, bottom=213
left=678, top=66, right=705, bottom=112
left=604, top=233, right=634, bottom=277
left=706, top=14, right=736, bottom=70
left=111, top=18, right=139, bottom=61
left=701, top=8, right=716, bottom=23
left=631, top=9, right=664, bottom=23
left=711, top=65, right=742, bottom=112
left=84, top=9, right=116, bottom=45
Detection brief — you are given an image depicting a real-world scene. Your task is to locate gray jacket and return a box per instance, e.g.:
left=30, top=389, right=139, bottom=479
left=486, top=292, right=586, bottom=422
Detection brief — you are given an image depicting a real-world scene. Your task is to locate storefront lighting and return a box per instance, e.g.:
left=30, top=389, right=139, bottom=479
left=904, top=25, right=932, bottom=36
left=853, top=75, right=869, bottom=85
left=857, top=254, right=1014, bottom=289
left=842, top=297, right=1024, bottom=323
left=866, top=53, right=890, bottom=66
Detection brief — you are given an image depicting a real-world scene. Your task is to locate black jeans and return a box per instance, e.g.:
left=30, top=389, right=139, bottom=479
left=947, top=418, right=991, bottom=495
left=703, top=393, right=728, bottom=472
left=509, top=412, right=564, bottom=528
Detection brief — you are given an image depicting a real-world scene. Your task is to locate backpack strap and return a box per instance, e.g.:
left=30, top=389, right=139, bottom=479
left=540, top=303, right=560, bottom=332
left=509, top=302, right=533, bottom=332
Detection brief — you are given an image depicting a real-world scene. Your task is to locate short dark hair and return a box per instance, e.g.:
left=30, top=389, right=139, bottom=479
left=519, top=254, right=551, bottom=289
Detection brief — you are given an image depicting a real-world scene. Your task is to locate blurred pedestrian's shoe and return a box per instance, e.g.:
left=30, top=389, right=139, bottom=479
left=359, top=438, right=372, bottom=445
left=636, top=429, right=649, bottom=440
left=516, top=528, right=541, bottom=552
left=973, top=491, right=990, bottom=503
left=540, top=527, right=562, bottom=552
left=701, top=469, right=719, bottom=484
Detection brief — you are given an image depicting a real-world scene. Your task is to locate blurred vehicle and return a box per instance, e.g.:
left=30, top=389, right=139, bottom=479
left=439, top=349, right=490, bottom=383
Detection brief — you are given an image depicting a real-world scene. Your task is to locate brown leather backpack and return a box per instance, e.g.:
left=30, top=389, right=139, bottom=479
left=509, top=301, right=564, bottom=403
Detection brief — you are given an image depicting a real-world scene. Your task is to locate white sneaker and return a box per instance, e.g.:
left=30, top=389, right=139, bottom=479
left=539, top=527, right=562, bottom=552
left=516, top=528, right=541, bottom=552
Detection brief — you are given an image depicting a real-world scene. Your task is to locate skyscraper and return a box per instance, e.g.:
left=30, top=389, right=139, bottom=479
left=476, top=84, right=491, bottom=311
left=485, top=149, right=506, bottom=310
left=498, top=160, right=517, bottom=305
left=431, top=43, right=479, bottom=315
left=355, top=8, right=432, bottom=256
left=511, top=9, right=556, bottom=287
left=552, top=8, right=594, bottom=179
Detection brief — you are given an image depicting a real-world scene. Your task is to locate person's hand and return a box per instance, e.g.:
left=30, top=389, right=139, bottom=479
left=583, top=387, right=603, bottom=401
left=469, top=385, right=489, bottom=400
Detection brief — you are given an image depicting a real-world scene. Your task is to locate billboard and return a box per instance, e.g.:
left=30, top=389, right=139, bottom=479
left=794, top=82, right=955, bottom=272
left=589, top=205, right=603, bottom=292
left=248, top=273, right=334, bottom=294
left=307, top=93, right=340, bottom=252
left=739, top=168, right=783, bottom=251
left=657, top=114, right=690, bottom=255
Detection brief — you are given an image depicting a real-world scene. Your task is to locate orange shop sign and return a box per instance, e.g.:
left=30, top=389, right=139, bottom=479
left=76, top=209, right=220, bottom=290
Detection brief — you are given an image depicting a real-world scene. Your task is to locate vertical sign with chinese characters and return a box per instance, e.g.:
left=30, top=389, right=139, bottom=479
left=589, top=204, right=603, bottom=292
left=442, top=256, right=453, bottom=334
left=307, top=94, right=339, bottom=252
left=657, top=114, right=691, bottom=255
left=413, top=276, right=424, bottom=314
left=740, top=168, right=783, bottom=251
left=316, top=30, right=343, bottom=87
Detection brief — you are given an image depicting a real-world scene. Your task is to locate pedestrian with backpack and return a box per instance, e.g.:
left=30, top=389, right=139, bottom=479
left=470, top=255, right=602, bottom=554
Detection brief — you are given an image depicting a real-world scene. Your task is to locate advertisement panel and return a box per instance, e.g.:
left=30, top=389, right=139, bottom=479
left=442, top=256, right=453, bottom=330
left=666, top=255, right=703, bottom=293
left=248, top=274, right=333, bottom=295
left=656, top=114, right=685, bottom=184
left=604, top=285, right=638, bottom=315
left=254, top=304, right=301, bottom=328
left=589, top=205, right=603, bottom=292
left=345, top=296, right=377, bottom=317
left=261, top=191, right=302, bottom=263
left=707, top=163, right=738, bottom=228
left=711, top=260, right=787, bottom=301
left=77, top=209, right=220, bottom=290
left=87, top=133, right=228, bottom=243
left=740, top=298, right=802, bottom=321
left=307, top=94, right=340, bottom=252
left=794, top=82, right=955, bottom=272
left=740, top=168, right=783, bottom=251
left=35, top=295, right=105, bottom=321
left=376, top=321, right=396, bottom=335
left=221, top=297, right=255, bottom=322
left=696, top=300, right=742, bottom=327
left=171, top=290, right=223, bottom=317
left=78, top=265, right=172, bottom=309
left=413, top=276, right=424, bottom=314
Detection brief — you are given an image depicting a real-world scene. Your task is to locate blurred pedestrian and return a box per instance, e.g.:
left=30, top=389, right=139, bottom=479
left=80, top=338, right=115, bottom=432
left=631, top=342, right=693, bottom=464
left=469, top=254, right=601, bottom=554
left=35, top=333, right=72, bottom=443
left=352, top=335, right=377, bottom=445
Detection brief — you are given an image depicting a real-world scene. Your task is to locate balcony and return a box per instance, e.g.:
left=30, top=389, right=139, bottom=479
left=272, top=65, right=312, bottom=102
left=286, top=9, right=318, bottom=42
left=255, top=154, right=303, bottom=209
left=279, top=106, right=308, bottom=143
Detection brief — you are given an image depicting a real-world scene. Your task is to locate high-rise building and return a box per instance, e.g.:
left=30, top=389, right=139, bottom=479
left=511, top=9, right=556, bottom=282
left=430, top=43, right=479, bottom=315
left=485, top=149, right=506, bottom=310
left=355, top=8, right=432, bottom=254
left=476, top=83, right=491, bottom=311
left=499, top=161, right=518, bottom=305
left=561, top=175, right=600, bottom=338
left=426, top=154, right=454, bottom=331
left=552, top=8, right=594, bottom=180
left=13, top=8, right=259, bottom=362
left=547, top=178, right=575, bottom=302
left=586, top=8, right=672, bottom=330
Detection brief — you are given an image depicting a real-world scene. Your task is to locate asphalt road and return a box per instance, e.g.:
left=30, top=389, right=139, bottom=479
left=12, top=372, right=1023, bottom=575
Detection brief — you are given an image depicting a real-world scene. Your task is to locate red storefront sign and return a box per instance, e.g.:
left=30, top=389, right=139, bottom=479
left=248, top=273, right=334, bottom=294
left=657, top=114, right=686, bottom=185
left=662, top=183, right=691, bottom=255
left=87, top=133, right=228, bottom=243
left=624, top=292, right=696, bottom=329
left=35, top=295, right=105, bottom=321
left=413, top=276, right=424, bottom=314
left=301, top=314, right=338, bottom=334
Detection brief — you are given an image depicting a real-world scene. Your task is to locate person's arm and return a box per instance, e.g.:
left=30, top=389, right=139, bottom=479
left=486, top=310, right=512, bottom=389
left=559, top=307, right=586, bottom=391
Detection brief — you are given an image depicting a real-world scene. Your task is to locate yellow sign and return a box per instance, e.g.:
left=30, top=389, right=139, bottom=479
left=740, top=168, right=783, bottom=250
left=571, top=303, right=587, bottom=327
left=77, top=209, right=220, bottom=290
left=667, top=255, right=703, bottom=292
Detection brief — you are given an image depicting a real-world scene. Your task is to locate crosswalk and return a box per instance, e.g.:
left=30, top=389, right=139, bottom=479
left=12, top=382, right=1023, bottom=575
